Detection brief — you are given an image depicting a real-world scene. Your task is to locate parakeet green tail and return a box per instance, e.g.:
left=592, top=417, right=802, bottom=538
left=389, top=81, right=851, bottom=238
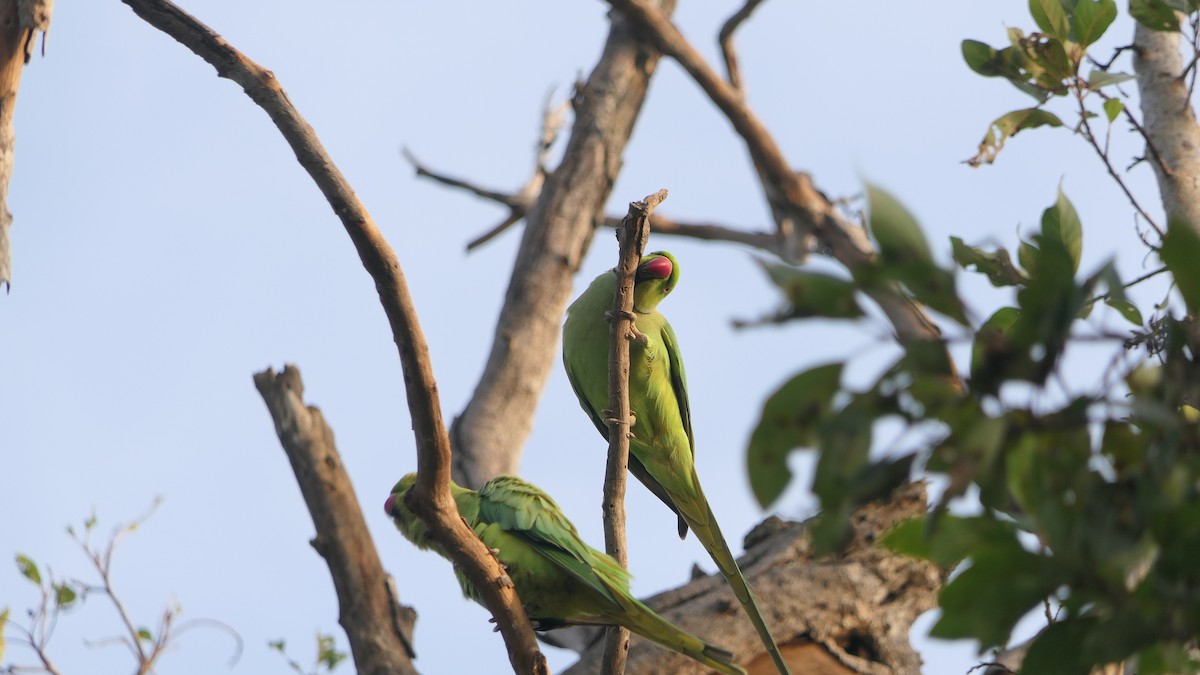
left=562, top=251, right=793, bottom=675
left=385, top=473, right=746, bottom=675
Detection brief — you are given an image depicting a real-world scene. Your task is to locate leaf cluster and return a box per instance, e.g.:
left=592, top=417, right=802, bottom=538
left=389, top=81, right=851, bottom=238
left=746, top=183, right=1200, bottom=672
left=959, top=0, right=1178, bottom=166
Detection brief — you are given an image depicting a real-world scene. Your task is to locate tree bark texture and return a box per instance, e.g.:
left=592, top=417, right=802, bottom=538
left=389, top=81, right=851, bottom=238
left=0, top=0, right=50, bottom=291
left=1134, top=23, right=1200, bottom=231
left=450, top=0, right=678, bottom=489
left=254, top=365, right=418, bottom=675
left=562, top=482, right=940, bottom=675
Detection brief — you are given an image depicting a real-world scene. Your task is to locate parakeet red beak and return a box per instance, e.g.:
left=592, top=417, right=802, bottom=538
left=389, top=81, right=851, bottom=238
left=384, top=494, right=397, bottom=515
left=636, top=256, right=672, bottom=282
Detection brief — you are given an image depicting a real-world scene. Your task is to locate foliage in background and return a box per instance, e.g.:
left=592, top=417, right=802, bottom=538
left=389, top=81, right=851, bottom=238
left=269, top=633, right=348, bottom=675
left=744, top=1, right=1200, bottom=672
left=1, top=503, right=243, bottom=675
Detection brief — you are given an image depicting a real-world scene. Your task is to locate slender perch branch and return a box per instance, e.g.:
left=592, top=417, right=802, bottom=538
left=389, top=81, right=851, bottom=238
left=118, top=1, right=546, bottom=671
left=600, top=190, right=667, bottom=674
left=254, top=365, right=416, bottom=675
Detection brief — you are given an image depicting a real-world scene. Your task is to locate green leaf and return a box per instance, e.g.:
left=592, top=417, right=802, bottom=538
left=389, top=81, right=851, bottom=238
left=1090, top=70, right=1135, bottom=89
left=1091, top=262, right=1144, bottom=326
left=757, top=262, right=864, bottom=319
left=1130, top=0, right=1182, bottom=31
left=53, top=582, right=78, bottom=609
left=0, top=607, right=8, bottom=663
left=970, top=306, right=1021, bottom=380
left=809, top=397, right=877, bottom=552
left=1104, top=295, right=1143, bottom=325
left=883, top=515, right=1018, bottom=567
left=1041, top=185, right=1083, bottom=274
left=138, top=627, right=153, bottom=642
left=15, top=554, right=41, bottom=585
left=317, top=633, right=348, bottom=671
left=747, top=363, right=844, bottom=507
left=968, top=108, right=1064, bottom=166
left=932, top=542, right=1059, bottom=648
left=962, top=39, right=1002, bottom=76
left=867, top=183, right=932, bottom=265
left=1161, top=215, right=1200, bottom=313
left=1030, top=0, right=1070, bottom=40
left=951, top=237, right=1028, bottom=287
left=1018, top=239, right=1040, bottom=275
left=1102, top=97, right=1125, bottom=122
left=268, top=639, right=286, bottom=652
left=1021, top=618, right=1094, bottom=675
left=1072, top=0, right=1118, bottom=47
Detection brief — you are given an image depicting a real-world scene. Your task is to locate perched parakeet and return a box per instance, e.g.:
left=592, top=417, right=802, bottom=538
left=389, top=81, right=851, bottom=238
left=385, top=473, right=746, bottom=675
left=562, top=251, right=791, bottom=675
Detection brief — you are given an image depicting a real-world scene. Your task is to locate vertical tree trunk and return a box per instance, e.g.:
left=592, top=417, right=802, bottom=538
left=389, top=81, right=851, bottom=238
left=451, top=1, right=677, bottom=487
left=1135, top=23, right=1200, bottom=230
left=0, top=0, right=28, bottom=290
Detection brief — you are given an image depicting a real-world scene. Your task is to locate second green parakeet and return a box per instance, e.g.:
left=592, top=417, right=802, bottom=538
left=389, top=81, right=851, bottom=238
left=562, top=251, right=791, bottom=675
left=385, top=473, right=746, bottom=675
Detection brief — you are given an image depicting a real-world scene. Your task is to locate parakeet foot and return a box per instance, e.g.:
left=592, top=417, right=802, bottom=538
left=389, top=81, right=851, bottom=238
left=604, top=309, right=649, bottom=346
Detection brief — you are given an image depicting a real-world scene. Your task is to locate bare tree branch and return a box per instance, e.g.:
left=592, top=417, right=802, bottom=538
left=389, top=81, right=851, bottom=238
left=116, top=1, right=546, bottom=670
left=405, top=160, right=788, bottom=258
left=599, top=190, right=666, bottom=674
left=1135, top=22, right=1200, bottom=233
left=606, top=0, right=949, bottom=365
left=254, top=366, right=417, bottom=675
left=717, top=0, right=766, bottom=93
left=450, top=0, right=679, bottom=488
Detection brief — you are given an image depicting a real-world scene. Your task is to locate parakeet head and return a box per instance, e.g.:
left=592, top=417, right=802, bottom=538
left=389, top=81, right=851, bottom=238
left=633, top=251, right=679, bottom=313
left=385, top=473, right=431, bottom=548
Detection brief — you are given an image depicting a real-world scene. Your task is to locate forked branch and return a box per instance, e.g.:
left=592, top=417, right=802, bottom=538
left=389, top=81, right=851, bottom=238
left=118, top=0, right=545, bottom=671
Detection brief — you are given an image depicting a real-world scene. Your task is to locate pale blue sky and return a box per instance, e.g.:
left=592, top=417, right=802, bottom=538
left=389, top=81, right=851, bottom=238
left=1, top=2, right=1168, bottom=674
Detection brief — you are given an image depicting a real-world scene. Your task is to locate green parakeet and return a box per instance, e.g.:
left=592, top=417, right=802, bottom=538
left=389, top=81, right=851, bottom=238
left=385, top=473, right=746, bottom=675
left=562, top=251, right=792, bottom=675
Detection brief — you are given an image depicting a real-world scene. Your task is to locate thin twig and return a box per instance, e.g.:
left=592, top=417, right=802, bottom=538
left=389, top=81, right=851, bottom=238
left=402, top=148, right=526, bottom=209
left=404, top=157, right=789, bottom=256
left=717, top=0, right=765, bottom=92
left=1076, top=87, right=1164, bottom=237
left=600, top=189, right=666, bottom=675
left=466, top=211, right=525, bottom=251
left=117, top=1, right=545, bottom=671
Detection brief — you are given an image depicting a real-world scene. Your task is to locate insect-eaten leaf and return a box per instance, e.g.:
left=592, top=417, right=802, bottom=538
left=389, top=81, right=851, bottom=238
left=968, top=108, right=1064, bottom=167
left=746, top=363, right=844, bottom=508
